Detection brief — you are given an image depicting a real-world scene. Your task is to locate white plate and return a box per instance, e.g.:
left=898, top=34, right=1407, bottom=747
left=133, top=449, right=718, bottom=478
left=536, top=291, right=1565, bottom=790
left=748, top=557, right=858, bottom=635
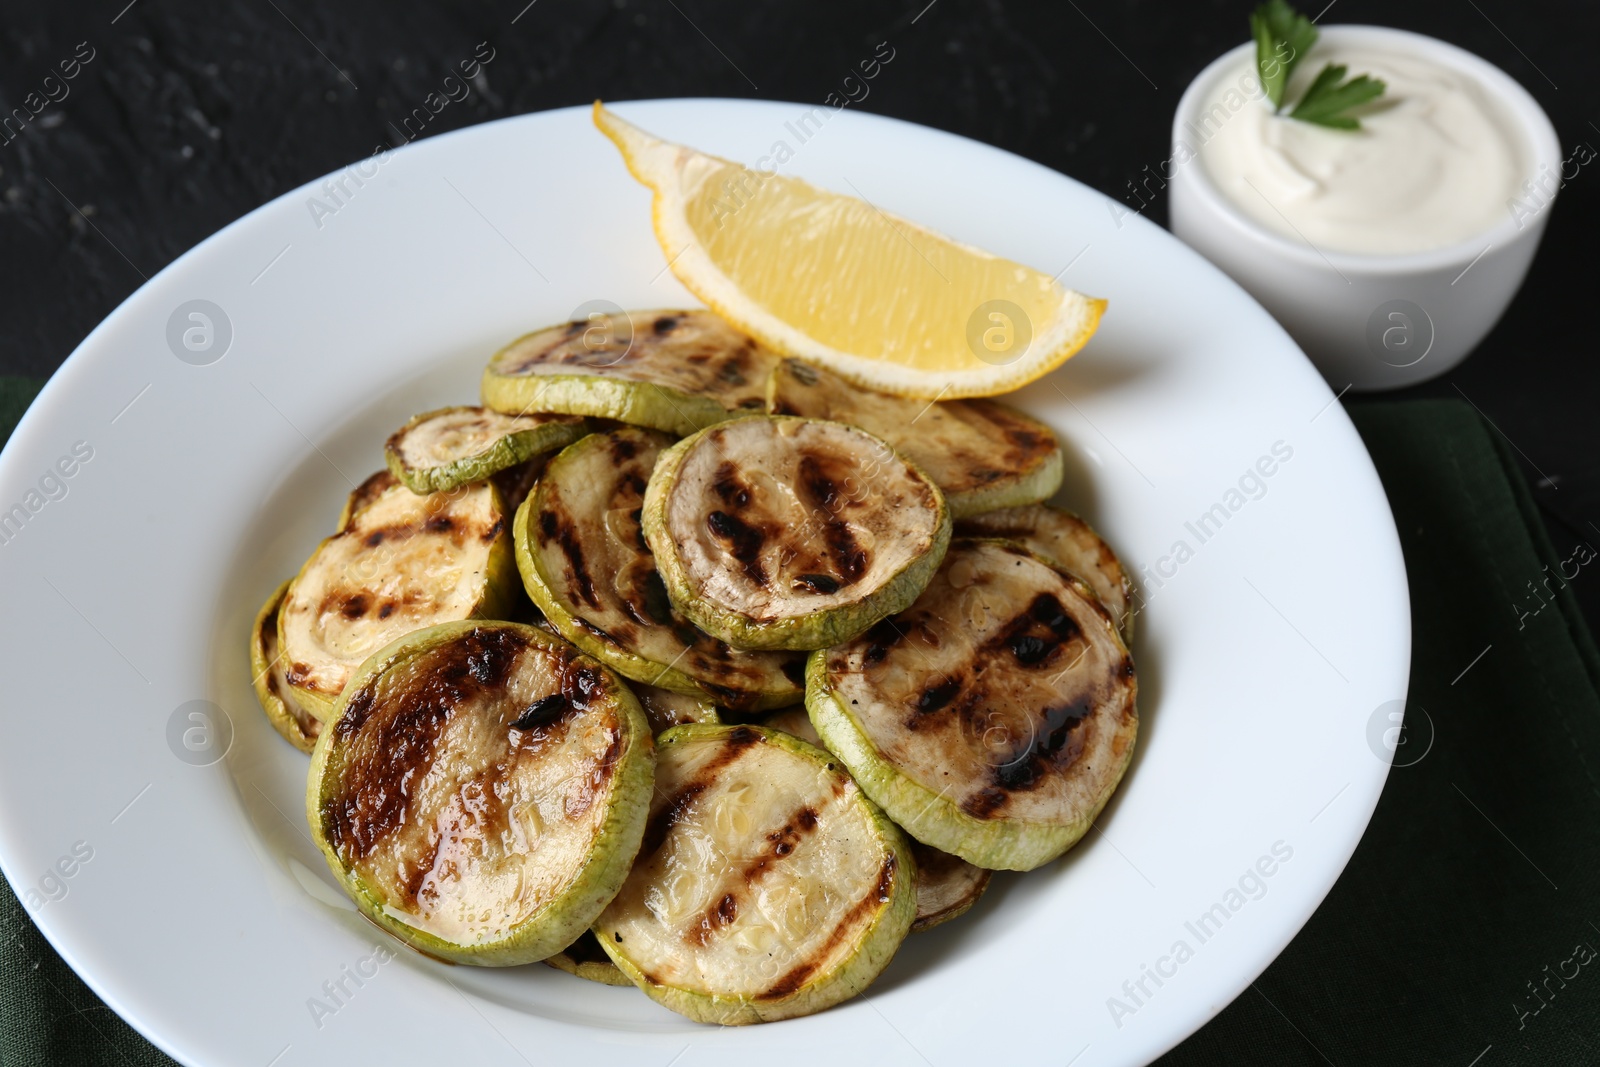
left=0, top=100, right=1408, bottom=1067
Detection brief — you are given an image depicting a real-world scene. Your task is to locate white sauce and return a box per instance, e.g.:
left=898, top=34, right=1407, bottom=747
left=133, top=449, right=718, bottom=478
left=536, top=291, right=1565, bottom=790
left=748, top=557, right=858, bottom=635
left=1191, top=44, right=1527, bottom=255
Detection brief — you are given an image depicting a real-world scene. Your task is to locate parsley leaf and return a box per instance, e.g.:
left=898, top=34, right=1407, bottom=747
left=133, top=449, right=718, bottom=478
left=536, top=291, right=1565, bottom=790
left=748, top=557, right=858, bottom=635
left=1289, top=63, right=1387, bottom=128
left=1248, top=1, right=1387, bottom=129
left=1250, top=0, right=1317, bottom=110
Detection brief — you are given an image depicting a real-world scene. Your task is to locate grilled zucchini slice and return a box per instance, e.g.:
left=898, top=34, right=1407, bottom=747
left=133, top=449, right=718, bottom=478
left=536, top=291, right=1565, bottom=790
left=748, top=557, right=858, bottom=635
left=385, top=406, right=588, bottom=494
left=768, top=359, right=1063, bottom=520
left=307, top=621, right=653, bottom=965
left=250, top=580, right=321, bottom=753
left=336, top=470, right=399, bottom=532
left=594, top=724, right=915, bottom=1024
left=907, top=841, right=991, bottom=932
left=807, top=540, right=1137, bottom=871
left=483, top=309, right=777, bottom=436
left=515, top=427, right=806, bottom=711
left=279, top=479, right=518, bottom=720
left=632, top=683, right=721, bottom=733
left=957, top=504, right=1134, bottom=638
left=759, top=708, right=991, bottom=933
left=544, top=930, right=631, bottom=986
left=643, top=416, right=951, bottom=651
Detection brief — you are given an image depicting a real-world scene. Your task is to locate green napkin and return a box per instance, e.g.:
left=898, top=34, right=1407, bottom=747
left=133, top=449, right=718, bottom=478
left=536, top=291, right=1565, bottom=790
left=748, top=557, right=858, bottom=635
left=2, top=378, right=1596, bottom=1065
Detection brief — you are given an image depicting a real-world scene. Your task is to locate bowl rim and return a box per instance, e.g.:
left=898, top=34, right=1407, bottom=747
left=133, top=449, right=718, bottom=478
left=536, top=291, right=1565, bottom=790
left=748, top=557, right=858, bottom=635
left=1170, top=23, right=1563, bottom=275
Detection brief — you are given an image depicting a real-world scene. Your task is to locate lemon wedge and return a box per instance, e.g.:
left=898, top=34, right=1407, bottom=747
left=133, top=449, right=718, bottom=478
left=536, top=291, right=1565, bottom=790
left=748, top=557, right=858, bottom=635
left=594, top=102, right=1105, bottom=399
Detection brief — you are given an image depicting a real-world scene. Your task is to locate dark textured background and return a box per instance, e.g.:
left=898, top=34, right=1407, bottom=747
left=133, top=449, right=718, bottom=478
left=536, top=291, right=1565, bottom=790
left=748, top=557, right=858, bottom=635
left=2, top=2, right=1599, bottom=1064
left=3, top=0, right=1597, bottom=619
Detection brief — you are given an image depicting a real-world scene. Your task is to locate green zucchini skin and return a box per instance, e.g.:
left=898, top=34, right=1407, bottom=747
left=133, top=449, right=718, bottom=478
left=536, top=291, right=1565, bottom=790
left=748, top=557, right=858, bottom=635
left=484, top=371, right=733, bottom=438
left=512, top=427, right=806, bottom=712
left=306, top=621, right=654, bottom=966
left=594, top=724, right=916, bottom=1024
left=249, top=579, right=321, bottom=753
left=807, top=540, right=1138, bottom=872
left=384, top=405, right=589, bottom=495
left=481, top=309, right=775, bottom=436
left=641, top=416, right=952, bottom=652
left=956, top=504, right=1135, bottom=639
left=279, top=478, right=520, bottom=722
left=767, top=359, right=1064, bottom=520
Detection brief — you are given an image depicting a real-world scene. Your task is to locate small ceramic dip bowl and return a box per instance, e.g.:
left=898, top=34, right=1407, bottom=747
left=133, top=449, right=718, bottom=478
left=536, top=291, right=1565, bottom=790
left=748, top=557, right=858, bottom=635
left=1170, top=25, right=1561, bottom=390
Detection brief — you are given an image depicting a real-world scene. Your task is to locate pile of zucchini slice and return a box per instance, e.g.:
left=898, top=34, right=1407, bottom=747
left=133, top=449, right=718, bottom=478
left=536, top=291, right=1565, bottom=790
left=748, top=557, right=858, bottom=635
left=250, top=307, right=1138, bottom=1024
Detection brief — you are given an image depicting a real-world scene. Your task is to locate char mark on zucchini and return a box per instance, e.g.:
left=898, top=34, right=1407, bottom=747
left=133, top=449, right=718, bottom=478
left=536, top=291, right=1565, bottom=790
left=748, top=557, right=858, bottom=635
left=706, top=509, right=770, bottom=585
left=643, top=416, right=951, bottom=651
left=518, top=426, right=807, bottom=711
left=329, top=627, right=535, bottom=857
left=955, top=505, right=1135, bottom=639
left=809, top=541, right=1138, bottom=870
left=758, top=854, right=896, bottom=1000
left=638, top=725, right=764, bottom=856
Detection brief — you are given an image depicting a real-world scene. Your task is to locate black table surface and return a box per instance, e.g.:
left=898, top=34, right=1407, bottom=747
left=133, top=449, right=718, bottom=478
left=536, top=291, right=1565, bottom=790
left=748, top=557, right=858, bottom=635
left=1, top=0, right=1597, bottom=1057
left=2, top=1, right=1596, bottom=582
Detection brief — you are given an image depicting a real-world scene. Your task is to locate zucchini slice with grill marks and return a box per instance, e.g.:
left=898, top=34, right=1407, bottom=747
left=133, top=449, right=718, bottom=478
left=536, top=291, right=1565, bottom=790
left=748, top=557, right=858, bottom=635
left=279, top=478, right=518, bottom=721
left=544, top=930, right=631, bottom=986
left=769, top=359, right=1064, bottom=520
left=643, top=416, right=951, bottom=651
left=807, top=540, right=1137, bottom=871
left=337, top=470, right=399, bottom=533
left=957, top=504, right=1134, bottom=638
left=514, top=427, right=806, bottom=711
left=307, top=621, right=654, bottom=966
left=385, top=406, right=589, bottom=495
left=594, top=724, right=915, bottom=1024
left=758, top=708, right=991, bottom=933
left=483, top=309, right=777, bottom=436
left=632, top=683, right=721, bottom=733
left=250, top=580, right=322, bottom=753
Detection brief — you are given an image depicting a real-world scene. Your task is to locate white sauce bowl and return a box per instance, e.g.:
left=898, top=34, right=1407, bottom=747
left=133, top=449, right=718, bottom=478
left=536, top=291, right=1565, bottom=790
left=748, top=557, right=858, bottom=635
left=1170, top=25, right=1560, bottom=390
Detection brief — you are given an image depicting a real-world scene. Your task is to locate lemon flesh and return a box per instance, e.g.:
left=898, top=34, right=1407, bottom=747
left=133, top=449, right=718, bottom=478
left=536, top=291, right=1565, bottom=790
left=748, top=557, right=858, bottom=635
left=594, top=102, right=1105, bottom=398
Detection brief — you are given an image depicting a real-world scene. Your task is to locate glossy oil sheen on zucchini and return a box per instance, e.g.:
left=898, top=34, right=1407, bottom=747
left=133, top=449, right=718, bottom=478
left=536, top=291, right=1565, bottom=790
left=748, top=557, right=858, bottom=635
left=385, top=406, right=588, bottom=494
left=250, top=580, right=322, bottom=753
left=769, top=359, right=1064, bottom=519
left=760, top=707, right=991, bottom=933
left=957, top=504, right=1134, bottom=638
left=483, top=309, right=777, bottom=436
left=515, top=427, right=806, bottom=711
left=808, top=540, right=1137, bottom=871
left=279, top=478, right=517, bottom=720
left=594, top=724, right=915, bottom=1024
left=643, top=416, right=951, bottom=651
left=307, top=621, right=653, bottom=965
